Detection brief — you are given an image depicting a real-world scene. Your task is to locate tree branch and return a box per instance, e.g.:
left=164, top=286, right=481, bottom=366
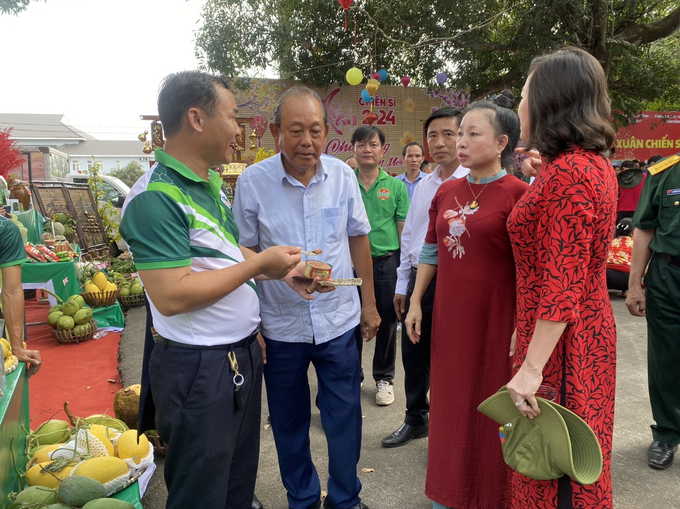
left=614, top=4, right=680, bottom=45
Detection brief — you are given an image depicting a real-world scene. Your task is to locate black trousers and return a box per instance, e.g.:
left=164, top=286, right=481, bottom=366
left=606, top=268, right=629, bottom=291
left=150, top=335, right=263, bottom=509
left=357, top=252, right=398, bottom=383
left=402, top=267, right=436, bottom=426
left=646, top=254, right=680, bottom=446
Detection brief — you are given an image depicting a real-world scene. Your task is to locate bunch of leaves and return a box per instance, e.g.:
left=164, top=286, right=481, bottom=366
left=109, top=257, right=137, bottom=275
left=253, top=147, right=276, bottom=163
left=109, top=161, right=145, bottom=188
left=0, top=128, right=22, bottom=178
left=87, top=160, right=122, bottom=244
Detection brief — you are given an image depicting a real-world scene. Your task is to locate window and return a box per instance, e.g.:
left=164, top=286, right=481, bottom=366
left=87, top=160, right=93, bottom=171
left=72, top=161, right=80, bottom=173
left=116, top=160, right=121, bottom=169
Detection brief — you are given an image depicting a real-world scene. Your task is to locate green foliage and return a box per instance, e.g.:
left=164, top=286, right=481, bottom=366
left=87, top=160, right=122, bottom=245
left=0, top=0, right=42, bottom=15
left=195, top=0, right=680, bottom=116
left=109, top=161, right=145, bottom=188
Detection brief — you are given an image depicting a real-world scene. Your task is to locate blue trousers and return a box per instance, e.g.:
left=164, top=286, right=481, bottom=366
left=264, top=329, right=363, bottom=509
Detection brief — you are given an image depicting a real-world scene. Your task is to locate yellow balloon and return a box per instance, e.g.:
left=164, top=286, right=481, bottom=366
left=346, top=67, right=363, bottom=86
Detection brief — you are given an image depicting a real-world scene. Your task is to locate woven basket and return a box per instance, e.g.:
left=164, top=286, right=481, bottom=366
left=118, top=292, right=145, bottom=308
left=81, top=290, right=119, bottom=308
left=51, top=319, right=98, bottom=344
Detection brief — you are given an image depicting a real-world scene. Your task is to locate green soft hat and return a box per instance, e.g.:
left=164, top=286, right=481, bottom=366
left=617, top=168, right=644, bottom=189
left=477, top=387, right=603, bottom=485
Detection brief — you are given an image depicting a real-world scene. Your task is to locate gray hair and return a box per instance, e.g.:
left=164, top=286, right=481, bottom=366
left=273, top=86, right=328, bottom=128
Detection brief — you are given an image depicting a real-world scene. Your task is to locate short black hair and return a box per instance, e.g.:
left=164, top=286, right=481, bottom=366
left=158, top=71, right=231, bottom=138
left=463, top=100, right=520, bottom=169
left=424, top=107, right=462, bottom=134
left=351, top=126, right=385, bottom=146
left=402, top=142, right=424, bottom=157
left=420, top=160, right=431, bottom=170
left=647, top=155, right=663, bottom=166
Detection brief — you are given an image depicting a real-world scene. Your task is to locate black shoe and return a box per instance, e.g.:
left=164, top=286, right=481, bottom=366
left=381, top=422, right=429, bottom=448
left=323, top=500, right=368, bottom=509
left=648, top=441, right=677, bottom=470
left=252, top=494, right=264, bottom=509
left=290, top=500, right=321, bottom=509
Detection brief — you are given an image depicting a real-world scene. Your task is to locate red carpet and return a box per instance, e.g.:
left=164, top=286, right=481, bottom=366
left=25, top=298, right=123, bottom=429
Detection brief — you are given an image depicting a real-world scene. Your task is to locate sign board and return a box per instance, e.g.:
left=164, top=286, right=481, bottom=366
left=230, top=79, right=466, bottom=173
left=615, top=111, right=680, bottom=161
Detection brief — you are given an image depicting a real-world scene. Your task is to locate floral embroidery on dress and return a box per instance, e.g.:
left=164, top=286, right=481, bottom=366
left=442, top=197, right=478, bottom=259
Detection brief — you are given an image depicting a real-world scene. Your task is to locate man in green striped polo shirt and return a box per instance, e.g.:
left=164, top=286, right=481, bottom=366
left=120, top=71, right=319, bottom=509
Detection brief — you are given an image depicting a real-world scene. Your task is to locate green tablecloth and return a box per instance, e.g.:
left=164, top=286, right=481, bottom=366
left=21, top=260, right=80, bottom=306
left=112, top=481, right=143, bottom=508
left=92, top=301, right=125, bottom=329
left=0, top=363, right=29, bottom=500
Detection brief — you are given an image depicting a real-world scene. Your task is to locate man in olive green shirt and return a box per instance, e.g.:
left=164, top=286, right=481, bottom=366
left=352, top=126, right=409, bottom=406
left=627, top=153, right=680, bottom=470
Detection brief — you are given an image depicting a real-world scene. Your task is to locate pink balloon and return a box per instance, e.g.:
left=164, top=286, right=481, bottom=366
left=400, top=75, right=411, bottom=88
left=371, top=72, right=380, bottom=80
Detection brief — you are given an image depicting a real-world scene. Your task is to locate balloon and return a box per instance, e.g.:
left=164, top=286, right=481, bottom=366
left=377, top=69, right=388, bottom=82
left=346, top=67, right=363, bottom=86
left=364, top=112, right=379, bottom=125
left=400, top=75, right=411, bottom=88
left=361, top=89, right=374, bottom=103
left=371, top=72, right=380, bottom=80
left=366, top=78, right=379, bottom=97
left=338, top=0, right=353, bottom=10
left=436, top=72, right=448, bottom=85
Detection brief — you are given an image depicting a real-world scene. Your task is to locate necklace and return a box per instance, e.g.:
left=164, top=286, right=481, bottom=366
left=467, top=179, right=490, bottom=209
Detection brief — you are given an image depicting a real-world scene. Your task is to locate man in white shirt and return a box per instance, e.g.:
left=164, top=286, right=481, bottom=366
left=382, top=107, right=468, bottom=448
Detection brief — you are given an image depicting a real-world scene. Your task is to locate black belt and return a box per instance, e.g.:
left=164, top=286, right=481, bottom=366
left=372, top=251, right=395, bottom=262
left=155, top=330, right=258, bottom=350
left=656, top=253, right=680, bottom=268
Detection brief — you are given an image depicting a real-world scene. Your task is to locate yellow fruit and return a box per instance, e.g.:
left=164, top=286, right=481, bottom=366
left=84, top=283, right=101, bottom=295
left=115, top=430, right=149, bottom=465
left=93, top=272, right=109, bottom=292
left=31, top=443, right=64, bottom=464
left=25, top=460, right=77, bottom=488
left=104, top=281, right=118, bottom=293
left=0, top=337, right=11, bottom=354
left=2, top=343, right=9, bottom=359
left=87, top=426, right=116, bottom=456
left=72, top=456, right=129, bottom=485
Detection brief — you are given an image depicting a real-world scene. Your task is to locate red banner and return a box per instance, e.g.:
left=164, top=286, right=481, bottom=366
left=615, top=111, right=680, bottom=161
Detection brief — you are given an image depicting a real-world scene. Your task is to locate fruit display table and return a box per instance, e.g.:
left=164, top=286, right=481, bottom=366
left=21, top=260, right=80, bottom=307
left=0, top=363, right=29, bottom=500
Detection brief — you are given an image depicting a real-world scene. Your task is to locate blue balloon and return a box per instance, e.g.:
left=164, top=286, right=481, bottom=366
left=377, top=69, right=388, bottom=82
left=361, top=89, right=374, bottom=103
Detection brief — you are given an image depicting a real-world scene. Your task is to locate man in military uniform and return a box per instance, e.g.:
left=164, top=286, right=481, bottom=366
left=627, top=153, right=680, bottom=470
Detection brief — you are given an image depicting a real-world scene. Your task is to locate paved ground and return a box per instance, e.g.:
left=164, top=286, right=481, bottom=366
left=118, top=293, right=680, bottom=509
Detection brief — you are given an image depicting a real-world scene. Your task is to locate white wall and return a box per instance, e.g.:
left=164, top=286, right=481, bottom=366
left=68, top=155, right=154, bottom=175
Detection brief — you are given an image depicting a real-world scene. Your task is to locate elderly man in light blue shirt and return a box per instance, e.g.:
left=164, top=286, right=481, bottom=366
left=396, top=141, right=427, bottom=201
left=233, top=85, right=380, bottom=509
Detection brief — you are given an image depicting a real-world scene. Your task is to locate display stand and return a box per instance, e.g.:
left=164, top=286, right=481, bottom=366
left=0, top=363, right=29, bottom=500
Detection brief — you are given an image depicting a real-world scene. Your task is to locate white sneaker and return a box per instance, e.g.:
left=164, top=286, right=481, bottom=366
left=376, top=380, right=394, bottom=406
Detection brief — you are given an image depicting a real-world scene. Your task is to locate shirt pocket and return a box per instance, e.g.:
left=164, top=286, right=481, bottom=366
left=661, top=193, right=680, bottom=229
left=322, top=207, right=347, bottom=243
